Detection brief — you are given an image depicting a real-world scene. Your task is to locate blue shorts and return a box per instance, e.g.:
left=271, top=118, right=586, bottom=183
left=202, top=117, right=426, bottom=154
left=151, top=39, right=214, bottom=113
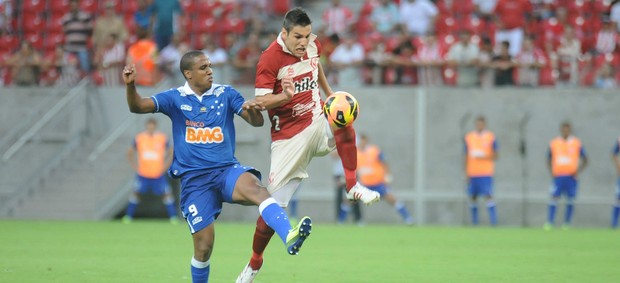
left=134, top=175, right=169, bottom=195
left=468, top=176, right=493, bottom=197
left=179, top=164, right=260, bottom=234
left=367, top=184, right=388, bottom=197
left=616, top=178, right=620, bottom=199
left=551, top=176, right=578, bottom=198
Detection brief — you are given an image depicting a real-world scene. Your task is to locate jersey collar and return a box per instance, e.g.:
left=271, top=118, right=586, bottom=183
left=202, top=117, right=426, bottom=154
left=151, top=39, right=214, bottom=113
left=277, top=32, right=318, bottom=57
left=181, top=82, right=213, bottom=102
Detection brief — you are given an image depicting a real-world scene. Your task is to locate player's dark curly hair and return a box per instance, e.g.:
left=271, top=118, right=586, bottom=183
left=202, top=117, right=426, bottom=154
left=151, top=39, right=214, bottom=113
left=179, top=50, right=205, bottom=80
left=283, top=7, right=312, bottom=32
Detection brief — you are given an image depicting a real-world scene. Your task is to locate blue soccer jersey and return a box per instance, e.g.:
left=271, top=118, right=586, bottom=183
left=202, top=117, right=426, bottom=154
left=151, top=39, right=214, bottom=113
left=151, top=83, right=245, bottom=177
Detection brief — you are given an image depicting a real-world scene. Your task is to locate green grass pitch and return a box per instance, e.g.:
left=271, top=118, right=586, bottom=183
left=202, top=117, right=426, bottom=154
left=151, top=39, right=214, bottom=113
left=1, top=220, right=619, bottom=282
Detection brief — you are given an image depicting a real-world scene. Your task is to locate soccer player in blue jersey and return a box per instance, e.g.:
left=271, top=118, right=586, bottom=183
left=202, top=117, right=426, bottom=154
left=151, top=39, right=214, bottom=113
left=612, top=138, right=620, bottom=228
left=122, top=51, right=312, bottom=283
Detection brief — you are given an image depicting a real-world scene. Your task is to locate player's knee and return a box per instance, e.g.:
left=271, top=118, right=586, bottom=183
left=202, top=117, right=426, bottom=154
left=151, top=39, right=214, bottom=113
left=256, top=216, right=274, bottom=234
left=193, top=237, right=214, bottom=261
left=162, top=195, right=174, bottom=205
left=129, top=194, right=140, bottom=204
left=334, top=126, right=355, bottom=142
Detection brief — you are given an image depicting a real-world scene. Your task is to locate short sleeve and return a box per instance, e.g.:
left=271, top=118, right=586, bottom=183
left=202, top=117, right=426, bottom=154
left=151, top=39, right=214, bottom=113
left=492, top=140, right=498, bottom=151
left=547, top=147, right=552, bottom=160
left=227, top=86, right=246, bottom=115
left=255, top=53, right=278, bottom=96
left=132, top=138, right=137, bottom=148
left=151, top=89, right=176, bottom=115
left=613, top=142, right=620, bottom=155
left=580, top=146, right=586, bottom=158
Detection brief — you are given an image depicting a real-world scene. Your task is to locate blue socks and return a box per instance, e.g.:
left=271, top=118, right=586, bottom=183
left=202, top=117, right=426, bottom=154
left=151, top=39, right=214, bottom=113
left=163, top=196, right=177, bottom=218
left=125, top=197, right=139, bottom=218
left=191, top=257, right=210, bottom=283
left=564, top=202, right=574, bottom=224
left=487, top=201, right=497, bottom=226
left=395, top=202, right=412, bottom=223
left=547, top=201, right=557, bottom=224
left=470, top=204, right=479, bottom=225
left=338, top=203, right=350, bottom=223
left=259, top=198, right=292, bottom=243
left=612, top=205, right=620, bottom=228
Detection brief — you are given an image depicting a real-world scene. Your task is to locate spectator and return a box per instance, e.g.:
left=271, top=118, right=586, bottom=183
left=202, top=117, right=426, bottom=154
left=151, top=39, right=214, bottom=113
left=611, top=0, right=620, bottom=32
left=94, top=33, right=125, bottom=86
left=232, top=33, right=261, bottom=84
left=0, top=0, right=10, bottom=36
left=493, top=41, right=515, bottom=86
left=514, top=38, right=546, bottom=87
left=477, top=37, right=495, bottom=88
left=201, top=34, right=228, bottom=84
left=42, top=46, right=80, bottom=87
left=322, top=0, right=354, bottom=37
left=556, top=26, right=582, bottom=86
left=93, top=1, right=128, bottom=51
left=446, top=30, right=480, bottom=87
left=364, top=40, right=391, bottom=85
left=594, top=18, right=619, bottom=55
left=399, top=0, right=438, bottom=36
left=474, top=0, right=498, bottom=20
left=159, top=33, right=189, bottom=86
left=370, top=0, right=400, bottom=35
left=62, top=0, right=94, bottom=73
left=126, top=27, right=159, bottom=86
left=6, top=42, right=42, bottom=86
left=150, top=0, right=182, bottom=50
left=330, top=34, right=365, bottom=87
left=390, top=38, right=418, bottom=84
left=595, top=63, right=617, bottom=89
left=416, top=34, right=444, bottom=87
left=541, top=7, right=571, bottom=48
left=493, top=0, right=532, bottom=56
left=134, top=0, right=154, bottom=31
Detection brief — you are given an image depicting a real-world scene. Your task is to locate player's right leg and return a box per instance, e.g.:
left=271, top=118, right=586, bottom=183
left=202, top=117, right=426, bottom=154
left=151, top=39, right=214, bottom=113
left=123, top=176, right=144, bottom=223
left=612, top=181, right=620, bottom=228
left=482, top=177, right=497, bottom=226
left=544, top=179, right=562, bottom=230
left=468, top=178, right=479, bottom=226
left=190, top=224, right=215, bottom=283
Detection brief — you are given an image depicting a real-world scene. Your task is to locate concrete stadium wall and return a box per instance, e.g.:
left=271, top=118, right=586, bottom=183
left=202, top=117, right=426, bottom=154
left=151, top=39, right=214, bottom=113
left=6, top=85, right=618, bottom=227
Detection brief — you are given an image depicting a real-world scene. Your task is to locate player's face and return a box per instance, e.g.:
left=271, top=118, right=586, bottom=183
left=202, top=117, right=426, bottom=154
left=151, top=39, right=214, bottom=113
left=561, top=125, right=571, bottom=137
left=146, top=122, right=156, bottom=134
left=187, top=55, right=214, bottom=91
left=282, top=25, right=312, bottom=58
left=475, top=120, right=486, bottom=131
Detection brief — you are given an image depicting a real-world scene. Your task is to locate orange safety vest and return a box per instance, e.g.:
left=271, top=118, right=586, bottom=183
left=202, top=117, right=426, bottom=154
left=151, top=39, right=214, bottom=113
left=135, top=131, right=168, bottom=178
left=465, top=130, right=496, bottom=177
left=127, top=39, right=158, bottom=86
left=550, top=136, right=582, bottom=177
left=357, top=145, right=386, bottom=186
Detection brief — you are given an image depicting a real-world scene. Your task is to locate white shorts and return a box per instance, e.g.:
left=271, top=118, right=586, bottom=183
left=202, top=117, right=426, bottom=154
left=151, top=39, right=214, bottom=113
left=268, top=117, right=335, bottom=206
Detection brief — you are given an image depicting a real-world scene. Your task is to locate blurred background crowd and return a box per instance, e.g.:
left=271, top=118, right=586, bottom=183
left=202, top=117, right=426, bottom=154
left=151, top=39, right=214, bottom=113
left=0, top=0, right=619, bottom=89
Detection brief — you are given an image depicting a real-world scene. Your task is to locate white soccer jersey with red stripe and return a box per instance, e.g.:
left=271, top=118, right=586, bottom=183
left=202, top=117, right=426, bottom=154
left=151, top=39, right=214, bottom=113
left=255, top=33, right=323, bottom=141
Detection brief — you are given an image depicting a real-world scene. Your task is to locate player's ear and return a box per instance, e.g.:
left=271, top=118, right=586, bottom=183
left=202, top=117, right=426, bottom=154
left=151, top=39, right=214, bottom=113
left=184, top=70, right=191, bottom=80
left=281, top=27, right=287, bottom=38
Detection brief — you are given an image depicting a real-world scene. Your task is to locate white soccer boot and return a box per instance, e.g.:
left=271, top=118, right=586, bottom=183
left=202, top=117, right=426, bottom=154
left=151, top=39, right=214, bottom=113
left=236, top=263, right=259, bottom=283
left=346, top=182, right=380, bottom=205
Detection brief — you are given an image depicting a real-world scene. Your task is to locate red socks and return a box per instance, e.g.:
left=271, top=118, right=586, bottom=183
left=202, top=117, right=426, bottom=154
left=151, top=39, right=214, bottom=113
left=334, top=126, right=358, bottom=192
left=249, top=216, right=274, bottom=270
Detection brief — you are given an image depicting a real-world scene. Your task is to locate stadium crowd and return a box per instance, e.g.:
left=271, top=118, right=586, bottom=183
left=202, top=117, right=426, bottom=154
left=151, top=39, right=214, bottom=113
left=0, top=0, right=619, bottom=88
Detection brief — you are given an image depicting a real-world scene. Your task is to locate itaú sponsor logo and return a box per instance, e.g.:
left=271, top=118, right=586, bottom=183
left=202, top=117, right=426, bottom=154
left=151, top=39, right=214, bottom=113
left=186, top=126, right=224, bottom=144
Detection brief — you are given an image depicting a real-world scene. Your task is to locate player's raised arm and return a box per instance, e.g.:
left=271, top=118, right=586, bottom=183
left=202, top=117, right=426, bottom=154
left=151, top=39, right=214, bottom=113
left=123, top=64, right=156, bottom=113
left=254, top=77, right=295, bottom=110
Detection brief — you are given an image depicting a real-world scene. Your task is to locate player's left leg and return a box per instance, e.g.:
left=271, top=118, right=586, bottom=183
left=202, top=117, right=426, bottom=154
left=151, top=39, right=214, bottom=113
left=468, top=178, right=479, bottom=226
left=545, top=178, right=562, bottom=230
left=190, top=224, right=215, bottom=283
left=482, top=177, right=497, bottom=226
left=563, top=177, right=578, bottom=229
left=155, top=176, right=178, bottom=223
left=123, top=176, right=145, bottom=223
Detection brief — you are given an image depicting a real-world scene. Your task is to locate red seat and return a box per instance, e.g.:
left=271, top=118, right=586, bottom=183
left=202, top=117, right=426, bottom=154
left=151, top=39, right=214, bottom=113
left=44, top=33, right=64, bottom=52
left=123, top=13, right=136, bottom=34
left=0, top=35, right=19, bottom=52
left=355, top=16, right=374, bottom=35
left=21, top=13, right=45, bottom=34
left=593, top=0, right=612, bottom=14
left=49, top=0, right=71, bottom=13
left=193, top=16, right=218, bottom=33
left=22, top=0, right=45, bottom=12
left=47, top=13, right=66, bottom=33
left=195, top=0, right=221, bottom=16
left=180, top=0, right=195, bottom=13
left=221, top=16, right=245, bottom=34
left=80, top=0, right=98, bottom=14
left=442, top=66, right=457, bottom=86
left=460, top=16, right=485, bottom=36
left=453, top=0, right=474, bottom=16
left=25, top=33, right=44, bottom=50
left=435, top=16, right=457, bottom=36
left=123, top=0, right=139, bottom=15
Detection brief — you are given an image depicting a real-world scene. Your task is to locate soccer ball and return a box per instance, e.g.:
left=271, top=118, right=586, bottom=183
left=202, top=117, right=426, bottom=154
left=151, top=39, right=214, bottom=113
left=323, top=91, right=359, bottom=128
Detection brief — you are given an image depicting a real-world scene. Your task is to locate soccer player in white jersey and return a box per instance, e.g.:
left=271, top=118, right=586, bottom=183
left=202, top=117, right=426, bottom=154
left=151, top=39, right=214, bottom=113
left=236, top=8, right=380, bottom=283
left=122, top=51, right=312, bottom=283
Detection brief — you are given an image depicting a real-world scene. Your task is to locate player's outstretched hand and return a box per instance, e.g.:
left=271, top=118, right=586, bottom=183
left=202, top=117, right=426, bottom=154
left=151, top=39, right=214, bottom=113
left=242, top=100, right=266, bottom=111
left=281, top=77, right=294, bottom=99
left=123, top=64, right=136, bottom=85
